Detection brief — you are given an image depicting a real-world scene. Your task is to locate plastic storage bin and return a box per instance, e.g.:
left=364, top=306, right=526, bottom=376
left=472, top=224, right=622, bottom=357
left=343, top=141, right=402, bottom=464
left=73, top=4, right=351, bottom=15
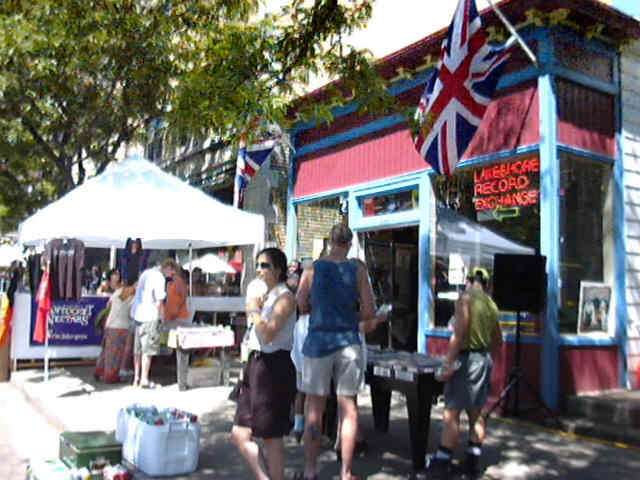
left=59, top=431, right=122, bottom=469
left=117, top=406, right=200, bottom=477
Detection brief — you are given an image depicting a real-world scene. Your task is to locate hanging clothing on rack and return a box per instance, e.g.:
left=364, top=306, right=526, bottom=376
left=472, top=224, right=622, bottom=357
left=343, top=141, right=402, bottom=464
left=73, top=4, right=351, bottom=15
left=43, top=238, right=85, bottom=301
left=118, top=238, right=148, bottom=285
left=27, top=254, right=43, bottom=297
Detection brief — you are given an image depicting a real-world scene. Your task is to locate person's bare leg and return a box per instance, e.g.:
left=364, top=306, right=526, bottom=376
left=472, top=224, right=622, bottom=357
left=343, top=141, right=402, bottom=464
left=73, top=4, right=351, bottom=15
left=231, top=425, right=270, bottom=480
left=133, top=354, right=141, bottom=386
left=140, top=354, right=152, bottom=385
left=465, top=407, right=486, bottom=475
left=467, top=408, right=486, bottom=444
left=293, top=391, right=305, bottom=442
left=303, top=394, right=326, bottom=479
left=338, top=395, right=359, bottom=480
left=441, top=408, right=462, bottom=449
left=263, top=437, right=286, bottom=480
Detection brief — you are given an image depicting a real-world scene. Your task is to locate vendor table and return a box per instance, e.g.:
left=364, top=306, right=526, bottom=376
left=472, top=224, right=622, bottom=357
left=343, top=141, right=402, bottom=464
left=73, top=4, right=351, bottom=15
left=365, top=348, right=444, bottom=473
left=168, top=325, right=236, bottom=387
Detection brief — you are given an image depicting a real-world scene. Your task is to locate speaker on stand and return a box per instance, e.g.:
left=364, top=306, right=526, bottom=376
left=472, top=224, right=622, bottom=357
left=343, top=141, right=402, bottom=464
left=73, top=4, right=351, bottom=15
left=486, top=253, right=561, bottom=428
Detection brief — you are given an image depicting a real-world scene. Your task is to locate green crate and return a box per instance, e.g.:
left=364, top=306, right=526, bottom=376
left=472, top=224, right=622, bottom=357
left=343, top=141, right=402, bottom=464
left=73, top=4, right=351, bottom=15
left=59, top=431, right=122, bottom=470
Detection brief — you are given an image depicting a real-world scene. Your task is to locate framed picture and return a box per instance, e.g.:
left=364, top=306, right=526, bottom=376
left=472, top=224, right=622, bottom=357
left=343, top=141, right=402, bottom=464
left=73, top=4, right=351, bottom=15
left=577, top=282, right=612, bottom=335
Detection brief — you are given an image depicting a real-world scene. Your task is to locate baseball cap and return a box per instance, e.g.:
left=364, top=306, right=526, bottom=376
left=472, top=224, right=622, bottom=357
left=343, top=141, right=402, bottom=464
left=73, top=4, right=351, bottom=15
left=471, top=267, right=490, bottom=282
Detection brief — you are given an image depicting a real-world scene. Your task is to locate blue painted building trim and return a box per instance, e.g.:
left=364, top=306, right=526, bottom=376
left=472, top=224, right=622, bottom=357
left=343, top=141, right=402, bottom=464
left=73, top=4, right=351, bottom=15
left=559, top=336, right=619, bottom=347
left=552, top=65, right=618, bottom=95
left=285, top=138, right=298, bottom=262
left=538, top=33, right=561, bottom=410
left=294, top=113, right=405, bottom=158
left=556, top=144, right=616, bottom=165
left=291, top=187, right=351, bottom=206
left=613, top=52, right=629, bottom=387
left=418, top=173, right=433, bottom=354
left=425, top=329, right=542, bottom=345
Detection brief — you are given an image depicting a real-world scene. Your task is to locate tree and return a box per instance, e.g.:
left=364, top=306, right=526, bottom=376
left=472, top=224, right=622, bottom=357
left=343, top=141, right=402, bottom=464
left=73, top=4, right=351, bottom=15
left=0, top=0, right=396, bottom=232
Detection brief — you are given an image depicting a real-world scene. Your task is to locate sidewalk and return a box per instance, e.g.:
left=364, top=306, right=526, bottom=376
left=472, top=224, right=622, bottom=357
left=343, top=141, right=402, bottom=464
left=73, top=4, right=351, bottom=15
left=9, top=365, right=640, bottom=479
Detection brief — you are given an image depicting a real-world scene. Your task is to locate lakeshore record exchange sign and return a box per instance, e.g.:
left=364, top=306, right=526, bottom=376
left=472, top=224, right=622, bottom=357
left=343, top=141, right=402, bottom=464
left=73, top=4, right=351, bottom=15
left=29, top=297, right=108, bottom=346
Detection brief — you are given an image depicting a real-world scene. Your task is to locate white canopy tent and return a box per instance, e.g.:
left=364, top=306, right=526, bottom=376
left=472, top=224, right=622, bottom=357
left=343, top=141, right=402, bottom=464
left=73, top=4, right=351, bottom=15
left=435, top=206, right=535, bottom=265
left=184, top=253, right=237, bottom=275
left=16, top=155, right=264, bottom=380
left=18, top=155, right=265, bottom=250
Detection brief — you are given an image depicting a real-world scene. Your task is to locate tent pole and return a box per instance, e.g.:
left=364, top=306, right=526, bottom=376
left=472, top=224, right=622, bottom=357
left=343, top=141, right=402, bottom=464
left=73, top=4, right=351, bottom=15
left=188, top=243, right=193, bottom=297
left=109, top=246, right=116, bottom=269
left=44, top=331, right=49, bottom=382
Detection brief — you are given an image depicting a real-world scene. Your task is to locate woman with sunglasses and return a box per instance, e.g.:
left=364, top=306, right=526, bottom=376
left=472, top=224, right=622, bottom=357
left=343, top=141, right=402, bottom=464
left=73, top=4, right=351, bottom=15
left=231, top=247, right=297, bottom=480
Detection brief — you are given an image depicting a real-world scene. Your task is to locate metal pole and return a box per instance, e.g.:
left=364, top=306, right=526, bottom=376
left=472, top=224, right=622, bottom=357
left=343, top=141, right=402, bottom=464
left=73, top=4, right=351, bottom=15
left=188, top=243, right=193, bottom=297
left=486, top=0, right=538, bottom=67
left=44, top=327, right=49, bottom=382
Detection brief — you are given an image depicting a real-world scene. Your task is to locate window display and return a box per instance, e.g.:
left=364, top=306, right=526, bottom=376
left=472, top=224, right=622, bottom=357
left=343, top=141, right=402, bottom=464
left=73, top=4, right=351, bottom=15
left=558, top=154, right=613, bottom=334
left=430, top=156, right=540, bottom=327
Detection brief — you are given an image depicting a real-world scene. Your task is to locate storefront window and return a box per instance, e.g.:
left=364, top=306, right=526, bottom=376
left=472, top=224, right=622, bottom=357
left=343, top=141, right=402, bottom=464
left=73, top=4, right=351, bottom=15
left=430, top=156, right=541, bottom=327
left=558, top=154, right=613, bottom=334
left=362, top=188, right=418, bottom=217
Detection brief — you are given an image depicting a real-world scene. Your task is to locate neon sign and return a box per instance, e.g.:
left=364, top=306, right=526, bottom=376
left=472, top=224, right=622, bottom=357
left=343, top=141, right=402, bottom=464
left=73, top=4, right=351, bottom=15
left=473, top=158, right=540, bottom=211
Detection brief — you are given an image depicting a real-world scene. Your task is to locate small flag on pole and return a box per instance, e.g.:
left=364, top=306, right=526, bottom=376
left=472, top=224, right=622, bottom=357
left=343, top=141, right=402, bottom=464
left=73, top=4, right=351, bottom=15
left=233, top=136, right=280, bottom=208
left=414, top=0, right=513, bottom=176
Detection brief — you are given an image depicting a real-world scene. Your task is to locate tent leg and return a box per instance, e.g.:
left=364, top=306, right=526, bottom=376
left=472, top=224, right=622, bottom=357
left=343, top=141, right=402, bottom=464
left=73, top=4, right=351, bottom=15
left=188, top=243, right=193, bottom=297
left=44, top=335, right=49, bottom=382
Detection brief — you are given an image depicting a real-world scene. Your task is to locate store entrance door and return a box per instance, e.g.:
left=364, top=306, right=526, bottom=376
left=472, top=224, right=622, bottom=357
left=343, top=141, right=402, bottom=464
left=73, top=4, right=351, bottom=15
left=361, top=226, right=419, bottom=352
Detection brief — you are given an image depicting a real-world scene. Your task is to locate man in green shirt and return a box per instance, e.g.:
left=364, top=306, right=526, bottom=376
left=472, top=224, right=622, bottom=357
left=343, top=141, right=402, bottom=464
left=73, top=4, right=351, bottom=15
left=425, top=267, right=503, bottom=479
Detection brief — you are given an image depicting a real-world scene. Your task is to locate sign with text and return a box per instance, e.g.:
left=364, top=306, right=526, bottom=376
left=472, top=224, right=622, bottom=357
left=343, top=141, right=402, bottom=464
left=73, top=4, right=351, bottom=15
left=30, top=296, right=107, bottom=346
left=473, top=158, right=540, bottom=213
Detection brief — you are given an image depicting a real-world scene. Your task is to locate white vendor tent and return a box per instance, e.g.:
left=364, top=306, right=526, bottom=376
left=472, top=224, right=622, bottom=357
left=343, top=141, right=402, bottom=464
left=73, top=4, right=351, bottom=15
left=435, top=206, right=534, bottom=264
left=18, top=155, right=264, bottom=250
left=184, top=253, right=237, bottom=275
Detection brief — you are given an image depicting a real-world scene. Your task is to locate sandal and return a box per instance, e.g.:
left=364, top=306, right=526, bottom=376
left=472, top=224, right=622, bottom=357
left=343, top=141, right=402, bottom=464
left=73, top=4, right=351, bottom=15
left=139, top=381, right=161, bottom=389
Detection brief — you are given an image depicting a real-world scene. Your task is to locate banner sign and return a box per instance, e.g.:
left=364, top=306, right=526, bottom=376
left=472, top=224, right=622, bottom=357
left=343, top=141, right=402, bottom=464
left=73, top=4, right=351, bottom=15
left=30, top=296, right=107, bottom=346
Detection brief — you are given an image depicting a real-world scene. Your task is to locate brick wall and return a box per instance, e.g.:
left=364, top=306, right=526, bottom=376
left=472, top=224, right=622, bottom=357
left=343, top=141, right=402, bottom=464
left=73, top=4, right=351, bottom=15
left=296, top=199, right=344, bottom=261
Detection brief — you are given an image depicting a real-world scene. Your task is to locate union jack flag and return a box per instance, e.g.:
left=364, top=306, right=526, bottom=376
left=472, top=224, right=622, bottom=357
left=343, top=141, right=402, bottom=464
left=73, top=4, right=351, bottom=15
left=233, top=136, right=280, bottom=208
left=414, top=0, right=513, bottom=176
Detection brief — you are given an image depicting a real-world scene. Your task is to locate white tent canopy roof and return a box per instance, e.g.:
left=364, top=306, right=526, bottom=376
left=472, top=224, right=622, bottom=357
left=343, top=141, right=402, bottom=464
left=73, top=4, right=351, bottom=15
left=184, top=253, right=237, bottom=274
left=18, top=155, right=265, bottom=249
left=435, top=206, right=534, bottom=263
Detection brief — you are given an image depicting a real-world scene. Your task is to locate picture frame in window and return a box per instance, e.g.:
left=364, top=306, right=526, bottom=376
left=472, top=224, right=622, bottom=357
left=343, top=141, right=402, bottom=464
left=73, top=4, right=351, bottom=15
left=577, top=281, right=612, bottom=335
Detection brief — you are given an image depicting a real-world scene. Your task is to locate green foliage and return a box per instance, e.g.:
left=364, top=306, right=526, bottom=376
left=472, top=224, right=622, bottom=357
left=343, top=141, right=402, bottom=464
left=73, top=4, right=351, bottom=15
left=0, top=0, right=396, bottom=233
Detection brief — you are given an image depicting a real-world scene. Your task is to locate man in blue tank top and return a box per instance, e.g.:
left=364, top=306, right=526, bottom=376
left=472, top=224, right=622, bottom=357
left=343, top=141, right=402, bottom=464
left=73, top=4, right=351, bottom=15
left=296, top=223, right=377, bottom=480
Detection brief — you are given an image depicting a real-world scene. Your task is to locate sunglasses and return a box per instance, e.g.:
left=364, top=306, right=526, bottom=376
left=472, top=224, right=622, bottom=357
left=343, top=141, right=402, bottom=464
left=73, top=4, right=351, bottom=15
left=256, top=262, right=273, bottom=270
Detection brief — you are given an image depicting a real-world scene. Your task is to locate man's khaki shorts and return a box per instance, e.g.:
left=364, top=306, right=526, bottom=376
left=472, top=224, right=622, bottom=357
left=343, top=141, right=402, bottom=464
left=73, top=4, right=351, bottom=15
left=134, top=320, right=162, bottom=356
left=301, top=344, right=362, bottom=397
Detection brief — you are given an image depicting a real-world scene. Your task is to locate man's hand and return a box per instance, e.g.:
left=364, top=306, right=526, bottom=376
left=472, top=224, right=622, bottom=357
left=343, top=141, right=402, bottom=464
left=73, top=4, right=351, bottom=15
left=436, top=362, right=457, bottom=382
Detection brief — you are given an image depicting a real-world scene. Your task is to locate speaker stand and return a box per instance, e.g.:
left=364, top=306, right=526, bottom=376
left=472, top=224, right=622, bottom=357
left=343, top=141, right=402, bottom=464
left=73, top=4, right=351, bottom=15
left=485, top=312, right=562, bottom=429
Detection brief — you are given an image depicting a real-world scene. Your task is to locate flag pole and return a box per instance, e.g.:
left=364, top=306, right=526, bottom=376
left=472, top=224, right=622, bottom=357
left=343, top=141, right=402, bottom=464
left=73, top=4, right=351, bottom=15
left=486, top=0, right=538, bottom=67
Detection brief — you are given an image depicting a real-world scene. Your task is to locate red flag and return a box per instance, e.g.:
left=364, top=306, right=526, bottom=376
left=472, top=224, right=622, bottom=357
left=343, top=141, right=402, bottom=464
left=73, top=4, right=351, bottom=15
left=33, top=269, right=52, bottom=344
